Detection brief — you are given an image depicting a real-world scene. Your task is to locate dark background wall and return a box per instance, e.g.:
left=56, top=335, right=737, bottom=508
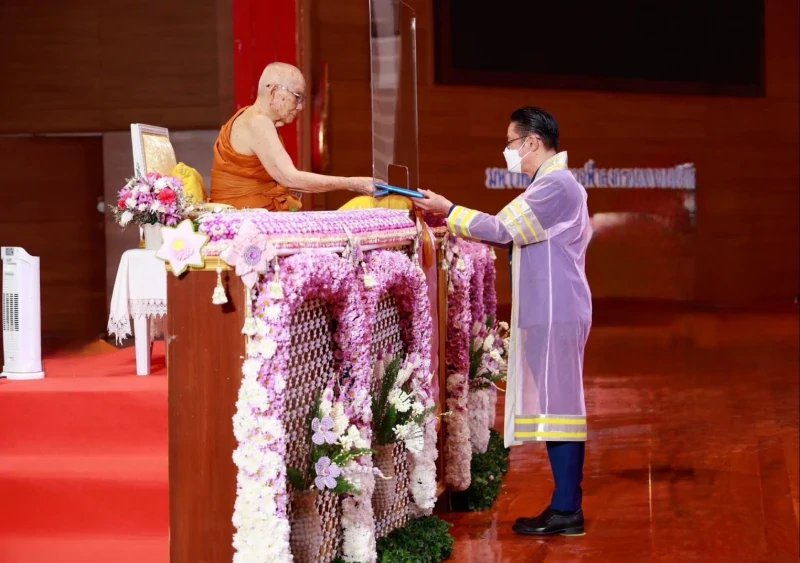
left=0, top=0, right=797, bottom=351
left=314, top=0, right=799, bottom=310
left=0, top=0, right=233, bottom=349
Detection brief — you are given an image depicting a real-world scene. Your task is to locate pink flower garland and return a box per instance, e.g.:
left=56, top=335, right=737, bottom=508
left=458, top=241, right=497, bottom=326
left=467, top=388, right=492, bottom=454
left=361, top=250, right=438, bottom=513
left=460, top=242, right=500, bottom=455
left=199, top=208, right=417, bottom=255
left=483, top=248, right=498, bottom=319
left=361, top=251, right=432, bottom=384
left=443, top=239, right=474, bottom=491
left=465, top=245, right=486, bottom=329
left=232, top=252, right=373, bottom=562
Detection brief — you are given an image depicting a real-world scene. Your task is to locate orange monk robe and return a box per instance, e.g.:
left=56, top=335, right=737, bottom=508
left=210, top=106, right=303, bottom=211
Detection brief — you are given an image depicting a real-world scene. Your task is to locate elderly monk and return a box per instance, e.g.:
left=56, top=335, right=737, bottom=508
left=415, top=107, right=592, bottom=538
left=210, top=62, right=374, bottom=210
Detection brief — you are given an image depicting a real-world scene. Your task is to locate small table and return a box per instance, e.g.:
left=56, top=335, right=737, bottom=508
left=107, top=249, right=167, bottom=376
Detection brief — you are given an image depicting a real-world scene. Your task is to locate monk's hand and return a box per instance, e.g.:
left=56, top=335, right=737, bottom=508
left=351, top=177, right=376, bottom=196
left=415, top=189, right=453, bottom=216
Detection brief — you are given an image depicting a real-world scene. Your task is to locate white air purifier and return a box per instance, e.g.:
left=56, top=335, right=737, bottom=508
left=1, top=247, right=45, bottom=380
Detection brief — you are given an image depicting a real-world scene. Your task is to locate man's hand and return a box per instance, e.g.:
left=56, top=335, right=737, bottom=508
left=350, top=177, right=376, bottom=196
left=414, top=189, right=453, bottom=216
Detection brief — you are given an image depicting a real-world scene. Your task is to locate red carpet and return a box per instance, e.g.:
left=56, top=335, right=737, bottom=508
left=0, top=343, right=169, bottom=563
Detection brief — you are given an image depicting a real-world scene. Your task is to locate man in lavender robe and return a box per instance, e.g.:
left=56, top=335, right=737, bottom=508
left=415, top=107, right=592, bottom=536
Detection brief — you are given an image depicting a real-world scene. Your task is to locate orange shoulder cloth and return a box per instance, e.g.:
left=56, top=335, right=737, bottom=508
left=209, top=106, right=302, bottom=212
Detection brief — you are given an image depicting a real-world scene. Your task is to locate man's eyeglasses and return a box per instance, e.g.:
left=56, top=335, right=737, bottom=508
left=267, top=84, right=305, bottom=105
left=505, top=135, right=539, bottom=149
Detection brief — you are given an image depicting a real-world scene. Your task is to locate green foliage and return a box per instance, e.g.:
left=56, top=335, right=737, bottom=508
left=376, top=516, right=455, bottom=563
left=373, top=354, right=403, bottom=446
left=286, top=466, right=306, bottom=491
left=486, top=428, right=510, bottom=476
left=468, top=337, right=483, bottom=382
left=454, top=429, right=511, bottom=512
left=372, top=352, right=435, bottom=449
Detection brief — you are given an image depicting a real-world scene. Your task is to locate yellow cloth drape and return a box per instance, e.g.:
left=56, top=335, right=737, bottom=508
left=338, top=194, right=414, bottom=211
left=170, top=162, right=208, bottom=204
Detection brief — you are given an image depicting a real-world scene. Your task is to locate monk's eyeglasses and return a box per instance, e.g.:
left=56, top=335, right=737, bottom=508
left=267, top=84, right=305, bottom=105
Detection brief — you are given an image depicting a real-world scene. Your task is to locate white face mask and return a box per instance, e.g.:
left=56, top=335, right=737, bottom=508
left=502, top=139, right=531, bottom=172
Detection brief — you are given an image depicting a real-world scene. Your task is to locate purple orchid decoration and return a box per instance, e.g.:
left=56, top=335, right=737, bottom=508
left=311, top=416, right=338, bottom=445
left=314, top=457, right=341, bottom=491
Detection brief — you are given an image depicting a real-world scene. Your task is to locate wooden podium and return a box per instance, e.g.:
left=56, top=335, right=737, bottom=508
left=166, top=267, right=246, bottom=563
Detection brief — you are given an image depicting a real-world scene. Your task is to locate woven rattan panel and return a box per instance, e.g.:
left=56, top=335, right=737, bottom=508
left=370, top=294, right=411, bottom=539
left=285, top=299, right=342, bottom=562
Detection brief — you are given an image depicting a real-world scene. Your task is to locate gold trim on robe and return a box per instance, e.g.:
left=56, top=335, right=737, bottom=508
left=447, top=205, right=478, bottom=238
left=534, top=151, right=569, bottom=181
left=514, top=414, right=587, bottom=441
left=500, top=196, right=546, bottom=245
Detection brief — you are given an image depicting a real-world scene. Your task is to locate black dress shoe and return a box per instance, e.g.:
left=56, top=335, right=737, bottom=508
left=514, top=507, right=548, bottom=526
left=512, top=507, right=585, bottom=536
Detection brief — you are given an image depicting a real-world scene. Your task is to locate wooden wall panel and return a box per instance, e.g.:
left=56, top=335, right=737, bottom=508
left=0, top=138, right=106, bottom=354
left=0, top=0, right=234, bottom=133
left=313, top=0, right=800, bottom=307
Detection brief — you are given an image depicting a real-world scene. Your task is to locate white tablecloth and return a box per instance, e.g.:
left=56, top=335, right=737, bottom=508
left=107, top=249, right=167, bottom=344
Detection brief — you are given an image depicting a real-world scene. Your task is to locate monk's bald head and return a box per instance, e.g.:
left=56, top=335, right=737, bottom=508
left=258, top=63, right=305, bottom=97
left=256, top=62, right=306, bottom=125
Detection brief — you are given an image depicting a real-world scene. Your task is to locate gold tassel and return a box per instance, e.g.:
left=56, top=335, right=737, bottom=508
left=212, top=267, right=228, bottom=305
left=362, top=262, right=377, bottom=289
left=241, top=287, right=257, bottom=336
left=268, top=259, right=284, bottom=300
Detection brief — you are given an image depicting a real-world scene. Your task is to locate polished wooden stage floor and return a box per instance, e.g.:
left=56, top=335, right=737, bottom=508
left=441, top=310, right=799, bottom=562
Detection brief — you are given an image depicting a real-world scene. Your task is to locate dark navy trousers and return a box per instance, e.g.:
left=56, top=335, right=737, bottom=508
left=509, top=247, right=585, bottom=513
left=546, top=441, right=585, bottom=512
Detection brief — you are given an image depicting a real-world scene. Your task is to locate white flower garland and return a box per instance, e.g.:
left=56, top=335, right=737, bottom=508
left=407, top=420, right=440, bottom=516
left=232, top=328, right=293, bottom=562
